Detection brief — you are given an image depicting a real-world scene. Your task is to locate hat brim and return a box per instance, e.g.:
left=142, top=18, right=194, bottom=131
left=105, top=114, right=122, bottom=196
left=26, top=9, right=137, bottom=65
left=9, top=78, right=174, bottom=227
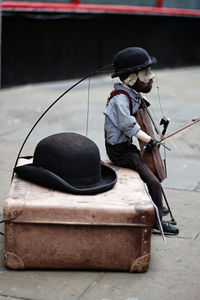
left=14, top=163, right=117, bottom=195
left=111, top=56, right=157, bottom=78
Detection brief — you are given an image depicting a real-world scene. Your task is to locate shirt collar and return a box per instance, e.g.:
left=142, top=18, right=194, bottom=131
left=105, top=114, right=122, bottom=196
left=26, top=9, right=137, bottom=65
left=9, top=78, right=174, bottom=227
left=114, top=83, right=141, bottom=102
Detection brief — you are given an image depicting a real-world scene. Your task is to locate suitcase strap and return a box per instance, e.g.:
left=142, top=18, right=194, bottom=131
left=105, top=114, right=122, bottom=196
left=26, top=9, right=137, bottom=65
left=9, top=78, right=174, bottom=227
left=0, top=210, right=23, bottom=236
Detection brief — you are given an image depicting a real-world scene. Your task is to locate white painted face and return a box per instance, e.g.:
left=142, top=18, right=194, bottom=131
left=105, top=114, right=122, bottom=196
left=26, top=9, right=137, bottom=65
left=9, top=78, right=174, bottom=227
left=138, top=67, right=154, bottom=84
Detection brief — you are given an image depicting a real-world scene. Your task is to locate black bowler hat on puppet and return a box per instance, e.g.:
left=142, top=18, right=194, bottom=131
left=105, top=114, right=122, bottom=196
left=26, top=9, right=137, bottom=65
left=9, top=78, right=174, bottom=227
left=14, top=132, right=117, bottom=195
left=111, top=47, right=157, bottom=78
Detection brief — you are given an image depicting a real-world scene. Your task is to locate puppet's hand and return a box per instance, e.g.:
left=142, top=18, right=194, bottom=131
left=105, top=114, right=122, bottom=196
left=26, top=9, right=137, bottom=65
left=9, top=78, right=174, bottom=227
left=144, top=138, right=159, bottom=152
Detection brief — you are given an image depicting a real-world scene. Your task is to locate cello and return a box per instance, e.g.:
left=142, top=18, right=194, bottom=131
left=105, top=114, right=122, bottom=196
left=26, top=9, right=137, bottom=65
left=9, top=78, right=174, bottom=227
left=135, top=98, right=166, bottom=182
left=135, top=97, right=177, bottom=224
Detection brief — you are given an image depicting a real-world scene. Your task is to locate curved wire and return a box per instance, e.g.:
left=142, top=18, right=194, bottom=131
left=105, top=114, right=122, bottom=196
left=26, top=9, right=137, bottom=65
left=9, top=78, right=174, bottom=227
left=12, top=64, right=113, bottom=181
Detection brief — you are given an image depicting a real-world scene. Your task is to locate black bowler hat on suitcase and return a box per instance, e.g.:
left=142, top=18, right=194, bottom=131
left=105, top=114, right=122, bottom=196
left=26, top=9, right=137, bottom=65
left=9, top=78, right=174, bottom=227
left=14, top=132, right=117, bottom=195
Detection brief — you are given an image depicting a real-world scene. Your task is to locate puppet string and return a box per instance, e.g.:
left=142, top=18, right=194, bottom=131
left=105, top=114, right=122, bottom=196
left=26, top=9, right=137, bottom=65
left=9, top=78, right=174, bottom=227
left=86, top=76, right=91, bottom=137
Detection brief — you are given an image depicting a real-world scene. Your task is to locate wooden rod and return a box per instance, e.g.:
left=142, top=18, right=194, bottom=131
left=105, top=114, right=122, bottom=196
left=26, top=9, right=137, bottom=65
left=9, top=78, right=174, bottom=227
left=162, top=118, right=200, bottom=141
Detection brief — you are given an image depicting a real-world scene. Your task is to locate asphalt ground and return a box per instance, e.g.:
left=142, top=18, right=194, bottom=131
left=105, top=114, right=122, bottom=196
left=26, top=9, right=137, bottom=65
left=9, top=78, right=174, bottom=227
left=0, top=67, right=200, bottom=300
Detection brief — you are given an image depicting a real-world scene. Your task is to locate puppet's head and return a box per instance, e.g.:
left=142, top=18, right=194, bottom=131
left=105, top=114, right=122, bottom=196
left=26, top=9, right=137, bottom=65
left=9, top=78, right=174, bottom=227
left=112, top=47, right=157, bottom=93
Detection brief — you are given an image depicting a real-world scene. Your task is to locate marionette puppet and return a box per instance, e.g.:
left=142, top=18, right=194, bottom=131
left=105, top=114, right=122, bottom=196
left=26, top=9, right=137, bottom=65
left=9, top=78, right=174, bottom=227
left=104, top=47, right=179, bottom=235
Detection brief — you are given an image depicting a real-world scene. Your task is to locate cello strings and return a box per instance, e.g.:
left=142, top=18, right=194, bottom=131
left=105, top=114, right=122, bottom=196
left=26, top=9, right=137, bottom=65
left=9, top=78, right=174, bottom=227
left=155, top=72, right=164, bottom=116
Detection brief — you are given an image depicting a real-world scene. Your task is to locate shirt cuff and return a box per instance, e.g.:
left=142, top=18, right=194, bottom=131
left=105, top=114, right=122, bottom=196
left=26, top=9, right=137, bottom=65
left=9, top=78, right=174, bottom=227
left=124, top=123, right=141, bottom=138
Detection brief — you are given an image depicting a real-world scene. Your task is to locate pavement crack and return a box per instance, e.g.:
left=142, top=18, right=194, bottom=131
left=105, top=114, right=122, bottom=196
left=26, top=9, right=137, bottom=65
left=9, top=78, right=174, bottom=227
left=176, top=236, right=193, bottom=240
left=76, top=272, right=105, bottom=300
left=0, top=294, right=38, bottom=300
left=194, top=233, right=200, bottom=240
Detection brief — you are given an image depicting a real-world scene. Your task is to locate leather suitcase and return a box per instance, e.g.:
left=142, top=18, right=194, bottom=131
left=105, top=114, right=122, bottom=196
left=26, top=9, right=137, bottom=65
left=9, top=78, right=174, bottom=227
left=4, top=158, right=155, bottom=272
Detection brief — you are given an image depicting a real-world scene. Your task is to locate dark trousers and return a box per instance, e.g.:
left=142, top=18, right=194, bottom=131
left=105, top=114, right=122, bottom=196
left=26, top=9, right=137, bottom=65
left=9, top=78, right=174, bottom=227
left=106, top=141, right=163, bottom=219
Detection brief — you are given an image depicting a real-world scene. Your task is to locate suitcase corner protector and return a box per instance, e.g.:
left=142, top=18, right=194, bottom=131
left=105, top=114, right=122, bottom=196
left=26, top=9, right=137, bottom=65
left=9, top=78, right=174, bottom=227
left=4, top=251, right=25, bottom=270
left=130, top=253, right=150, bottom=272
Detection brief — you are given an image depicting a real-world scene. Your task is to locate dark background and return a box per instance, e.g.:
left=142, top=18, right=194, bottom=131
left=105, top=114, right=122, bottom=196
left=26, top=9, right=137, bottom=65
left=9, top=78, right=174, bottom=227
left=2, top=11, right=200, bottom=87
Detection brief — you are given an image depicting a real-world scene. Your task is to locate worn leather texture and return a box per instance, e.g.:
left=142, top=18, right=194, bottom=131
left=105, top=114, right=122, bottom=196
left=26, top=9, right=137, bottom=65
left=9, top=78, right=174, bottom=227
left=4, top=158, right=155, bottom=272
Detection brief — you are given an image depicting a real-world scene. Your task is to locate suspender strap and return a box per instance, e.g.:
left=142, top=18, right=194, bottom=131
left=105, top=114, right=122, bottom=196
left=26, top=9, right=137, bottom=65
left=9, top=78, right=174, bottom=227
left=107, top=90, right=133, bottom=116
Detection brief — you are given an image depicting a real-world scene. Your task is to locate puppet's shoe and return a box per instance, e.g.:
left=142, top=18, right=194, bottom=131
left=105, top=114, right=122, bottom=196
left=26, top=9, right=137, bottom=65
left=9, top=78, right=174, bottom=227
left=162, top=221, right=179, bottom=235
left=163, top=206, right=169, bottom=216
left=153, top=221, right=179, bottom=236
